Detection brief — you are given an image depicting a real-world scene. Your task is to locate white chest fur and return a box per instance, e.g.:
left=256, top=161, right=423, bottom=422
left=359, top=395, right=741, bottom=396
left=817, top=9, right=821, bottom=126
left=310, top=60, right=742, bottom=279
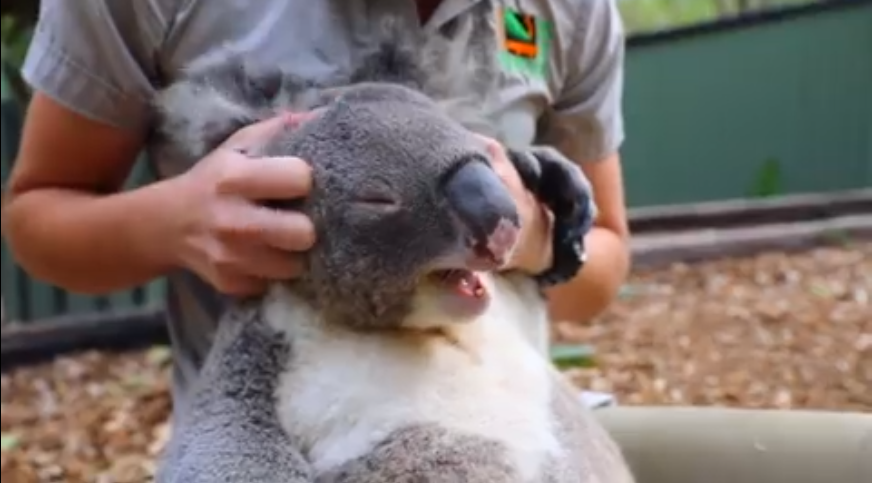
left=262, top=275, right=561, bottom=479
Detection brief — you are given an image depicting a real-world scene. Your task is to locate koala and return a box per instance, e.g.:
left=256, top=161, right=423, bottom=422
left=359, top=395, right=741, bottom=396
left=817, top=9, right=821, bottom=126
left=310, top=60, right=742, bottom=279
left=152, top=4, right=634, bottom=483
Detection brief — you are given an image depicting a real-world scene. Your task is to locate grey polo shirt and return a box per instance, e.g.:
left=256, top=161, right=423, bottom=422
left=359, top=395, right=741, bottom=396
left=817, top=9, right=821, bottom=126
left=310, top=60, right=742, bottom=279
left=22, top=0, right=625, bottom=409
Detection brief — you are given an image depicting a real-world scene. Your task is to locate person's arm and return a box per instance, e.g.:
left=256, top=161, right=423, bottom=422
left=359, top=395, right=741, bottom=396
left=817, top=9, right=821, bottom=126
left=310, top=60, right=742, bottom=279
left=540, top=0, right=631, bottom=323
left=3, top=93, right=314, bottom=296
left=3, top=0, right=316, bottom=297
left=1, top=0, right=186, bottom=293
left=2, top=94, right=187, bottom=294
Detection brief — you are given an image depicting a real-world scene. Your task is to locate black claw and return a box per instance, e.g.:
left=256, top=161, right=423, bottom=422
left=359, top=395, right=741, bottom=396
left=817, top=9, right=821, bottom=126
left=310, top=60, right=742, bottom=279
left=507, top=147, right=597, bottom=288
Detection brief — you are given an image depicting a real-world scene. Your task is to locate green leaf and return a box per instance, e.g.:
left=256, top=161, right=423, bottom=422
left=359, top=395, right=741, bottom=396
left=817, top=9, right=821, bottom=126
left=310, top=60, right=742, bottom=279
left=550, top=344, right=596, bottom=369
left=146, top=345, right=172, bottom=366
left=748, top=157, right=782, bottom=198
left=1, top=432, right=20, bottom=451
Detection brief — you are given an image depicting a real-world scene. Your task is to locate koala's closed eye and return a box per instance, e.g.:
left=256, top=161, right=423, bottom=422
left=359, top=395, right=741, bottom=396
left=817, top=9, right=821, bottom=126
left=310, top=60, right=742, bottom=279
left=354, top=177, right=401, bottom=211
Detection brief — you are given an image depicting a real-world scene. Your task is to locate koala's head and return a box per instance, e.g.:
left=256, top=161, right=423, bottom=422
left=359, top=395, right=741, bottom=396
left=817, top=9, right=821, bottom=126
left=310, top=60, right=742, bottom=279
left=259, top=83, right=520, bottom=331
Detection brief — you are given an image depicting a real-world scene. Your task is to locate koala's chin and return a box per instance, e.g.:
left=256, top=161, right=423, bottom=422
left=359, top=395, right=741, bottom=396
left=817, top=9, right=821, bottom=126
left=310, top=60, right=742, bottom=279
left=405, top=271, right=493, bottom=330
left=404, top=246, right=521, bottom=332
left=310, top=245, right=520, bottom=334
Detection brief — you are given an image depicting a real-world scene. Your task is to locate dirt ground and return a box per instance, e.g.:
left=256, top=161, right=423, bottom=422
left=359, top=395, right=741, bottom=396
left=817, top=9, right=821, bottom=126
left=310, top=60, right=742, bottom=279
left=2, top=243, right=870, bottom=482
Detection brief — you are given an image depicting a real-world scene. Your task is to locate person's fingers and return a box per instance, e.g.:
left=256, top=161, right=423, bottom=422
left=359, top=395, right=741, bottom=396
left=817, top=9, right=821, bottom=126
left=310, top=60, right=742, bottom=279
left=213, top=202, right=317, bottom=252
left=534, top=200, right=554, bottom=258
left=477, top=135, right=527, bottom=193
left=211, top=271, right=269, bottom=297
left=224, top=241, right=307, bottom=281
left=258, top=209, right=317, bottom=252
left=215, top=155, right=313, bottom=201
left=222, top=111, right=317, bottom=152
left=284, top=111, right=318, bottom=129
left=222, top=113, right=295, bottom=151
left=477, top=135, right=510, bottom=167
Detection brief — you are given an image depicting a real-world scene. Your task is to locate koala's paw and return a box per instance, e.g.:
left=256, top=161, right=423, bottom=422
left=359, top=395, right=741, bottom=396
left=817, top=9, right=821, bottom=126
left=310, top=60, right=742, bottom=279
left=507, top=146, right=597, bottom=287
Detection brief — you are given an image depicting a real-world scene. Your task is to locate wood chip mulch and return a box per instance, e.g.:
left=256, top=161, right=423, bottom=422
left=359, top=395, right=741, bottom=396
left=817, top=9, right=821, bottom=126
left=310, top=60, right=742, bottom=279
left=2, top=243, right=870, bottom=482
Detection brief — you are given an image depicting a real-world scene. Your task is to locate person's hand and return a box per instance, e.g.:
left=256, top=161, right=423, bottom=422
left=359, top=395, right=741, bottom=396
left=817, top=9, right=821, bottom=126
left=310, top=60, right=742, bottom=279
left=168, top=113, right=316, bottom=296
left=477, top=136, right=554, bottom=275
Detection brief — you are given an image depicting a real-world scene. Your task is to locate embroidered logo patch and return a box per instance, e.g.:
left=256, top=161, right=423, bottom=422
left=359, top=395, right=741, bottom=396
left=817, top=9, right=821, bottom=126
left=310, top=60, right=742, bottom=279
left=496, top=6, right=551, bottom=79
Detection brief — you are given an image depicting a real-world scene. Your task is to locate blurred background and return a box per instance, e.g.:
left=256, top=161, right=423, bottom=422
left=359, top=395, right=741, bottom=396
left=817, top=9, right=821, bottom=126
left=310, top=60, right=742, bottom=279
left=1, top=0, right=870, bottom=481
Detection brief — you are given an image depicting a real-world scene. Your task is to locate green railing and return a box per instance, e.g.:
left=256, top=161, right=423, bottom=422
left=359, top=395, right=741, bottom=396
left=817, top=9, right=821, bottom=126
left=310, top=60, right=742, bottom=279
left=621, top=0, right=872, bottom=206
left=2, top=0, right=871, bottom=323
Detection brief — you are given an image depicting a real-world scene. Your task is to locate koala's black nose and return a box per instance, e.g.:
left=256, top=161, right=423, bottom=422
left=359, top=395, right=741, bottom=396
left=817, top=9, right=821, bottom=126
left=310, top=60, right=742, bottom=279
left=443, top=160, right=521, bottom=266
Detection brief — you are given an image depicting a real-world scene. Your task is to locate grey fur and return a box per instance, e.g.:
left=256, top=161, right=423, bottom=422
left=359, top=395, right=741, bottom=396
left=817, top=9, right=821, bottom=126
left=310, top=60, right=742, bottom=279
left=153, top=4, right=512, bottom=332
left=156, top=303, right=310, bottom=483
left=315, top=423, right=519, bottom=482
left=545, top=375, right=637, bottom=482
left=152, top=3, right=499, bottom=167
left=154, top=3, right=631, bottom=482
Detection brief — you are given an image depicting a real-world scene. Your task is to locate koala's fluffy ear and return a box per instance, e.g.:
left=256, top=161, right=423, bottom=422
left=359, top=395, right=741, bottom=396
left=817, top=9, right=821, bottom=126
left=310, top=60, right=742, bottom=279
left=411, top=3, right=500, bottom=136
left=508, top=146, right=598, bottom=287
left=152, top=54, right=315, bottom=162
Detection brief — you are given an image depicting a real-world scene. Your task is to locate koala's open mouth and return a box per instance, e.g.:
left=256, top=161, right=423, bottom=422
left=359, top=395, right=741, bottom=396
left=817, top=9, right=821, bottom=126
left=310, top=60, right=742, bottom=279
left=423, top=237, right=506, bottom=304
left=429, top=269, right=486, bottom=299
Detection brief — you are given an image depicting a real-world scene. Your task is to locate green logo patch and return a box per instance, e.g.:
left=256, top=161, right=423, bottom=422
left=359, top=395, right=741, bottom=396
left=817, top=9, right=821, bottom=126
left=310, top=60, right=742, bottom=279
left=496, top=6, right=551, bottom=80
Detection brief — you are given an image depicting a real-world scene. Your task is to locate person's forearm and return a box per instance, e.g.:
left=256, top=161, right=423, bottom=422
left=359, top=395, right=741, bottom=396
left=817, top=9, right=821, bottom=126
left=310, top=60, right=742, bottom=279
left=545, top=226, right=630, bottom=323
left=1, top=179, right=184, bottom=294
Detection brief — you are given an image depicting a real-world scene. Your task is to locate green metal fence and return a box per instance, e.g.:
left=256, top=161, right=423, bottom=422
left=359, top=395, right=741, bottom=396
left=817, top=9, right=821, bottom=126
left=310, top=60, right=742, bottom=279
left=621, top=0, right=872, bottom=206
left=2, top=0, right=871, bottom=323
